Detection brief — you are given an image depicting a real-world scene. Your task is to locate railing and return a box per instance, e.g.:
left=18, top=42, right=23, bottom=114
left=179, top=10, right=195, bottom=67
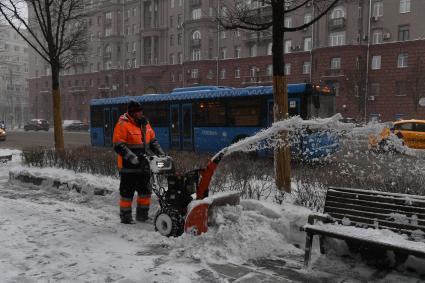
left=241, top=75, right=272, bottom=85
left=329, top=17, right=346, bottom=30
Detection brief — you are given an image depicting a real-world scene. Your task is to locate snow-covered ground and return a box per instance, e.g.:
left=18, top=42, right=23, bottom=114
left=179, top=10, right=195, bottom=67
left=0, top=149, right=424, bottom=282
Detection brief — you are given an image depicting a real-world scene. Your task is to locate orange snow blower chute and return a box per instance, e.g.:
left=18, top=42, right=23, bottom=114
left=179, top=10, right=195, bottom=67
left=184, top=151, right=240, bottom=235
left=148, top=151, right=240, bottom=237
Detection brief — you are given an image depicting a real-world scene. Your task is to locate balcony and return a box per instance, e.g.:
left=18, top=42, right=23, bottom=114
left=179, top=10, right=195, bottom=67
left=241, top=75, right=272, bottom=86
left=191, top=39, right=201, bottom=46
left=322, top=68, right=345, bottom=77
left=190, top=0, right=201, bottom=6
left=328, top=17, right=346, bottom=31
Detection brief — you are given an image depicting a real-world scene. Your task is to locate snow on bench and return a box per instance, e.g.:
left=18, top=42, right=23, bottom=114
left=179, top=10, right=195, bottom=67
left=302, top=187, right=425, bottom=267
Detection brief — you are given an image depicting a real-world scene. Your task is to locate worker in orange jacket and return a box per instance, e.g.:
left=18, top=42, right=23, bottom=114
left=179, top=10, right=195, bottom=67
left=113, top=100, right=164, bottom=224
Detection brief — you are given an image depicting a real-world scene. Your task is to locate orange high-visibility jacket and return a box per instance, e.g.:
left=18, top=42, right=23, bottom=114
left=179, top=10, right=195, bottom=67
left=113, top=113, right=156, bottom=172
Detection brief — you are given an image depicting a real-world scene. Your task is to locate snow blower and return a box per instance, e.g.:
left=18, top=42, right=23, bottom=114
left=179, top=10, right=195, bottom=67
left=145, top=152, right=239, bottom=237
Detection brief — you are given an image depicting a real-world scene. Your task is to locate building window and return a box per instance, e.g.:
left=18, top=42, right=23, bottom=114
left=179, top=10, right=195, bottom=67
left=234, top=46, right=241, bottom=58
left=220, top=68, right=226, bottom=79
left=192, top=30, right=201, bottom=39
left=133, top=58, right=137, bottom=68
left=373, top=1, right=383, bottom=17
left=303, top=62, right=311, bottom=74
left=178, top=52, right=183, bottom=64
left=329, top=32, right=345, bottom=46
left=396, top=80, right=407, bottom=96
left=372, top=29, right=383, bottom=44
left=220, top=30, right=227, bottom=39
left=331, top=6, right=345, bottom=19
left=371, top=55, right=381, bottom=70
left=132, top=42, right=136, bottom=52
left=170, top=16, right=173, bottom=27
left=400, top=0, right=411, bottom=13
left=249, top=44, right=257, bottom=57
left=192, top=8, right=202, bottom=20
left=235, top=68, right=241, bottom=78
left=371, top=83, right=380, bottom=96
left=191, top=69, right=199, bottom=79
left=170, top=35, right=174, bottom=46
left=304, top=13, right=312, bottom=24
left=398, top=25, right=409, bottom=41
left=207, top=69, right=214, bottom=80
left=177, top=33, right=182, bottom=45
left=331, top=57, right=341, bottom=69
left=169, top=54, right=175, bottom=64
left=397, top=53, right=408, bottom=68
left=249, top=66, right=257, bottom=78
left=284, top=63, right=291, bottom=75
left=192, top=48, right=201, bottom=61
left=284, top=40, right=292, bottom=53
left=304, top=37, right=312, bottom=51
left=266, top=64, right=273, bottom=76
left=267, top=42, right=272, bottom=55
left=220, top=47, right=227, bottom=59
left=284, top=17, right=292, bottom=28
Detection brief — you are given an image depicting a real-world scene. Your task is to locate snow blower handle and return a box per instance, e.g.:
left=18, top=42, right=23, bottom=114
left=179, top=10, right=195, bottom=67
left=196, top=151, right=225, bottom=200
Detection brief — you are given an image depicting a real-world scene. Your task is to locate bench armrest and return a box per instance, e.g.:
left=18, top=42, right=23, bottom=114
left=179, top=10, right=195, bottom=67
left=300, top=213, right=333, bottom=231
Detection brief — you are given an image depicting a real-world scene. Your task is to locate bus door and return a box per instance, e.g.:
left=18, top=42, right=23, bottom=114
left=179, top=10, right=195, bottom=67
left=182, top=103, right=193, bottom=150
left=170, top=104, right=181, bottom=149
left=170, top=104, right=193, bottom=150
left=267, top=99, right=274, bottom=126
left=103, top=107, right=119, bottom=147
left=103, top=108, right=112, bottom=146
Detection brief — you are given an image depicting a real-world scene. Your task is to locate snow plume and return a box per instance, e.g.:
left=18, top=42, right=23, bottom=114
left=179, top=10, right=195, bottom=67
left=221, top=114, right=348, bottom=156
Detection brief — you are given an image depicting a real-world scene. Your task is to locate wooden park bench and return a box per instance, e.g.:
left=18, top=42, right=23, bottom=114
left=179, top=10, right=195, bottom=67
left=302, top=187, right=425, bottom=267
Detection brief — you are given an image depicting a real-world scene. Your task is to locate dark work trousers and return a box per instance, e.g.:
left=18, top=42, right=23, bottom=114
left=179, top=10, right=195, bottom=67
left=119, top=172, right=151, bottom=219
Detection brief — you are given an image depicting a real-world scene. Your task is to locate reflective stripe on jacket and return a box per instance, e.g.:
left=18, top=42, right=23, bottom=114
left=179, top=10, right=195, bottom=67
left=112, top=113, right=156, bottom=172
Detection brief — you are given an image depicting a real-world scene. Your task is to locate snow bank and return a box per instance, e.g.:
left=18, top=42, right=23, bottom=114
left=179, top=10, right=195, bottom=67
left=9, top=165, right=119, bottom=196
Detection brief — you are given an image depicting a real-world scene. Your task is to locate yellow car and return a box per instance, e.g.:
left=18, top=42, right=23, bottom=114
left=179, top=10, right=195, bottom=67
left=369, top=120, right=425, bottom=150
left=0, top=128, right=6, bottom=141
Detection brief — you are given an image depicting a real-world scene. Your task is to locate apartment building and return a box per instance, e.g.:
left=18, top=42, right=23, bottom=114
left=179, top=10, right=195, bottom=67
left=0, top=25, right=29, bottom=128
left=28, top=0, right=425, bottom=122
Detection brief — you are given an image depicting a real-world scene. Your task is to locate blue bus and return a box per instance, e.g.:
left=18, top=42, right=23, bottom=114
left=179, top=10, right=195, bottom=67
left=90, top=83, right=338, bottom=158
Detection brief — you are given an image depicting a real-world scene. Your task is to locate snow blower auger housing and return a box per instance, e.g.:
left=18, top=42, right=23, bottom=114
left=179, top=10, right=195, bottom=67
left=146, top=153, right=240, bottom=237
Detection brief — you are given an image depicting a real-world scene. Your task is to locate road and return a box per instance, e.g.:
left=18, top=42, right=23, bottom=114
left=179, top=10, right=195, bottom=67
left=0, top=130, right=90, bottom=149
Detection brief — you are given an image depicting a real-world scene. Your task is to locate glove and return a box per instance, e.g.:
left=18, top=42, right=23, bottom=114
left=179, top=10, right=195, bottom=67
left=125, top=151, right=140, bottom=165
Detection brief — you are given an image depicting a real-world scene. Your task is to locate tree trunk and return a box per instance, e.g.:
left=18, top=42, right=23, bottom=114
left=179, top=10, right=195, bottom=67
left=51, top=63, right=65, bottom=150
left=272, top=1, right=291, bottom=193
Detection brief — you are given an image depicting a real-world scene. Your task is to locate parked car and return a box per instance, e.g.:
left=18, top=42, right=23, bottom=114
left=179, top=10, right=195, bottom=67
left=24, top=119, right=50, bottom=131
left=64, top=122, right=89, bottom=131
left=0, top=128, right=6, bottom=141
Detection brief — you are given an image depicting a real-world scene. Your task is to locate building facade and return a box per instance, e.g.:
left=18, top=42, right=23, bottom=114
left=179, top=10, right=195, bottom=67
left=0, top=25, right=29, bottom=128
left=28, top=0, right=425, bottom=123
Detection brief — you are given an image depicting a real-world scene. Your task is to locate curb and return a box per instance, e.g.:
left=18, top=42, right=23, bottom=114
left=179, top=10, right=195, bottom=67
left=9, top=171, right=114, bottom=196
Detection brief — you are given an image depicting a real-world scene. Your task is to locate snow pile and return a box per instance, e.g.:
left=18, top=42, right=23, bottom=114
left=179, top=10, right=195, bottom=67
left=9, top=165, right=119, bottom=196
left=157, top=200, right=309, bottom=264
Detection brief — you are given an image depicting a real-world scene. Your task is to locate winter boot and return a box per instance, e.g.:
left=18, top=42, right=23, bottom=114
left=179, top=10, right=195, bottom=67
left=120, top=211, right=135, bottom=224
left=136, top=207, right=149, bottom=222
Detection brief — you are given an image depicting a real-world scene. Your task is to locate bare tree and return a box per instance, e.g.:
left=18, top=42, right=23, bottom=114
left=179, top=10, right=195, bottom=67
left=219, top=0, right=340, bottom=192
left=0, top=0, right=88, bottom=150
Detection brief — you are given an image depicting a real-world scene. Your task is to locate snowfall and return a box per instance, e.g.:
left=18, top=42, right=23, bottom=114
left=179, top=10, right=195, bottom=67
left=1, top=118, right=425, bottom=282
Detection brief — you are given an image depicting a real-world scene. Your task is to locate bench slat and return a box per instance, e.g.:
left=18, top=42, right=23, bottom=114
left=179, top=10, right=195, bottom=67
left=326, top=190, right=425, bottom=208
left=325, top=206, right=425, bottom=230
left=325, top=195, right=425, bottom=215
left=328, top=187, right=425, bottom=202
left=326, top=212, right=425, bottom=235
left=324, top=199, right=425, bottom=219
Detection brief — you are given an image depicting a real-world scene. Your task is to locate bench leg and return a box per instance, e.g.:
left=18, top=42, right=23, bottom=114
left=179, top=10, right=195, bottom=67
left=304, top=232, right=314, bottom=268
left=319, top=236, right=325, bottom=254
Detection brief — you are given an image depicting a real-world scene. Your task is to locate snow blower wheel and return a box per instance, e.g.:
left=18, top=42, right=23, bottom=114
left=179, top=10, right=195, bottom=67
left=154, top=208, right=184, bottom=237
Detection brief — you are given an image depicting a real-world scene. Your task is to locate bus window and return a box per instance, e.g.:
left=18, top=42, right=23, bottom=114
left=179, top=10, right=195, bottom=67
left=91, top=106, right=104, bottom=127
left=227, top=99, right=262, bottom=126
left=194, top=101, right=226, bottom=126
left=141, top=103, right=169, bottom=127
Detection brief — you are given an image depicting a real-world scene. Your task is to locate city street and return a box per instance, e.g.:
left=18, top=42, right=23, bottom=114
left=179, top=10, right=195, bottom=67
left=0, top=130, right=90, bottom=149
